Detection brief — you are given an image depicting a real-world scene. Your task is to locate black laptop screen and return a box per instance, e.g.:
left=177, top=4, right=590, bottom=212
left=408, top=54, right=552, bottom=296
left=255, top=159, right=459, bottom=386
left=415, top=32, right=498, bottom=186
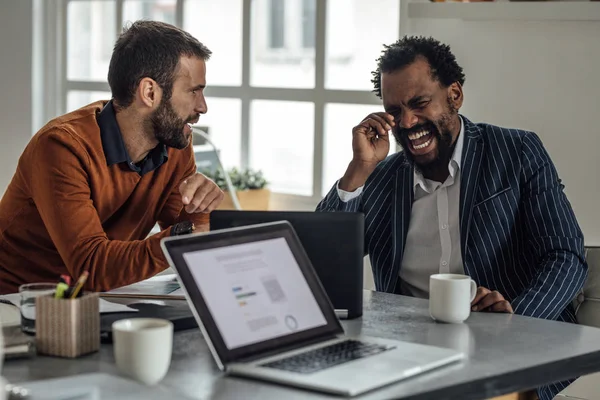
left=161, top=222, right=343, bottom=364
left=210, top=211, right=365, bottom=319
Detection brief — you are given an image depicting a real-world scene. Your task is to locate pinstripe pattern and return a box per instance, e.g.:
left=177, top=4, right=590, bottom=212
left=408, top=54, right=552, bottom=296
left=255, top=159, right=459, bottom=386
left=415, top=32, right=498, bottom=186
left=317, top=116, right=587, bottom=400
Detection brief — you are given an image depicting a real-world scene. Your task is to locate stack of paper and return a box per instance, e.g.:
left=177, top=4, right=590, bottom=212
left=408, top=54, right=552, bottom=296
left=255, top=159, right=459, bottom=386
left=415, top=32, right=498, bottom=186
left=101, top=274, right=185, bottom=300
left=2, top=325, right=35, bottom=360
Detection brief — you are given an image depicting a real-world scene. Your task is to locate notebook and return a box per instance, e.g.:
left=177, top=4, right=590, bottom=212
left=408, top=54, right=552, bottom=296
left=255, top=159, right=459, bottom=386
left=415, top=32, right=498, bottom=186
left=2, top=325, right=35, bottom=360
left=100, top=274, right=184, bottom=300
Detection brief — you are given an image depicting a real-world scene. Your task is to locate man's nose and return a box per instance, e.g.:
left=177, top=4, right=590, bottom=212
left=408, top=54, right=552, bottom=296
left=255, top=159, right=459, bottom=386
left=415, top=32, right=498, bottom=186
left=399, top=110, right=418, bottom=129
left=196, top=94, right=207, bottom=114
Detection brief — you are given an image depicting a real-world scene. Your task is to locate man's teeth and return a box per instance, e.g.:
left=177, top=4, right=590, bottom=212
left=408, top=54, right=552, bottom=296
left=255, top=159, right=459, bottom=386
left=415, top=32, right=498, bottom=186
left=413, top=138, right=432, bottom=150
left=408, top=130, right=430, bottom=141
left=408, top=130, right=432, bottom=150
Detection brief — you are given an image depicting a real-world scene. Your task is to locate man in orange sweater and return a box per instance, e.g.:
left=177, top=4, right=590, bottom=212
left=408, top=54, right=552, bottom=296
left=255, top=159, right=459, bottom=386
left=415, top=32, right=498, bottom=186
left=0, top=21, right=224, bottom=293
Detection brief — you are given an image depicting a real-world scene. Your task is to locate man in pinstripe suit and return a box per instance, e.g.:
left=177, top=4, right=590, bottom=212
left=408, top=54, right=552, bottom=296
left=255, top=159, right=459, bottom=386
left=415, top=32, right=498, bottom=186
left=317, top=36, right=587, bottom=400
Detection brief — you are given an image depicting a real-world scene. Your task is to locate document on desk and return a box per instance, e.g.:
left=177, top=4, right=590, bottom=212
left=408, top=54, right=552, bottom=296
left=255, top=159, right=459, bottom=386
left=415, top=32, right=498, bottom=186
left=2, top=324, right=36, bottom=359
left=99, top=299, right=139, bottom=313
left=100, top=274, right=185, bottom=300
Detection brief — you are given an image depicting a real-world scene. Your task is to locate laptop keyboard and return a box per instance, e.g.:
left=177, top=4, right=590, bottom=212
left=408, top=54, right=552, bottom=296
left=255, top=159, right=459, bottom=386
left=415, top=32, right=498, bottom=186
left=260, top=340, right=393, bottom=374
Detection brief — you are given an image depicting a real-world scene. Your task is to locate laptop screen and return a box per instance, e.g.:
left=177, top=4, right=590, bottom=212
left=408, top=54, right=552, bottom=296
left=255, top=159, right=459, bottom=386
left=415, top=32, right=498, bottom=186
left=182, top=236, right=328, bottom=349
left=161, top=221, right=343, bottom=365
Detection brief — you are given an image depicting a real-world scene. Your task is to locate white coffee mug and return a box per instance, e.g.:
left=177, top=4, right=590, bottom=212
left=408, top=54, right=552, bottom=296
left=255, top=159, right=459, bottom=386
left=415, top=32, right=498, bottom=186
left=429, top=274, right=477, bottom=323
left=112, top=318, right=173, bottom=385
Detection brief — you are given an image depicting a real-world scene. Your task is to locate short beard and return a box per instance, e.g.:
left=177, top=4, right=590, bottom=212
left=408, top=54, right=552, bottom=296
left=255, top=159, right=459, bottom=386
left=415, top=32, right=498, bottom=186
left=147, top=98, right=190, bottom=150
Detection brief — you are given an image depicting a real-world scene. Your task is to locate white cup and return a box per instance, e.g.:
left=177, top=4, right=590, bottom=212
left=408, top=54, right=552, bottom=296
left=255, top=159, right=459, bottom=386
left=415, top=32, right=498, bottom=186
left=429, top=274, right=477, bottom=323
left=112, top=318, right=173, bottom=385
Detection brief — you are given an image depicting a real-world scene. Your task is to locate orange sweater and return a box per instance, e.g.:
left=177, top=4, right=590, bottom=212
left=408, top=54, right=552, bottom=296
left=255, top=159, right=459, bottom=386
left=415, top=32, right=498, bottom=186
left=0, top=101, right=208, bottom=293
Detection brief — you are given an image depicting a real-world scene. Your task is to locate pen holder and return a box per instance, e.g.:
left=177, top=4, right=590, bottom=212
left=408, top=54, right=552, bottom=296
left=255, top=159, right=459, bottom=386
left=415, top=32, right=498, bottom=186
left=35, top=292, right=100, bottom=358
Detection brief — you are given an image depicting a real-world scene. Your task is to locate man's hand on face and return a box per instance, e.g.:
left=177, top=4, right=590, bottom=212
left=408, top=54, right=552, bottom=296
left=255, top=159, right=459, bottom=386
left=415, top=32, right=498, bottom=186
left=339, top=112, right=395, bottom=192
left=471, top=286, right=514, bottom=313
left=179, top=172, right=225, bottom=213
left=351, top=112, right=396, bottom=167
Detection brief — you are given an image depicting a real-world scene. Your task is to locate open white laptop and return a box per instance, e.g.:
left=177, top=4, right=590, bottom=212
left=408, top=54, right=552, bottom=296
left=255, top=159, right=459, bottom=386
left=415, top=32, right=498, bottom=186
left=160, top=221, right=465, bottom=397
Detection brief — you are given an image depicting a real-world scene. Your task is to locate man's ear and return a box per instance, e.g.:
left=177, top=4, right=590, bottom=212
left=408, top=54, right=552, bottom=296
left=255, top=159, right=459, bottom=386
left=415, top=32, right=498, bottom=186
left=138, top=77, right=162, bottom=109
left=448, top=82, right=464, bottom=111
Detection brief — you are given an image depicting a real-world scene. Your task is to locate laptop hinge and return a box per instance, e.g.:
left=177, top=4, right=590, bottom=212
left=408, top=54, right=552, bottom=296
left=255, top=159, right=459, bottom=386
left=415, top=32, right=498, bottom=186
left=234, top=333, right=341, bottom=364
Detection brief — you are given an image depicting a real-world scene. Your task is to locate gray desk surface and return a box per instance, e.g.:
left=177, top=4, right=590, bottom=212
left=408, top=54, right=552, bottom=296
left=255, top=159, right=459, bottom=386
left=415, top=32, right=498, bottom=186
left=4, top=290, right=600, bottom=400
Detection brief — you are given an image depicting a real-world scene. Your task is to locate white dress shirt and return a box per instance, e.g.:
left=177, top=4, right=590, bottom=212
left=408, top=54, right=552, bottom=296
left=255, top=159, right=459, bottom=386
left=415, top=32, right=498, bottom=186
left=337, top=118, right=465, bottom=298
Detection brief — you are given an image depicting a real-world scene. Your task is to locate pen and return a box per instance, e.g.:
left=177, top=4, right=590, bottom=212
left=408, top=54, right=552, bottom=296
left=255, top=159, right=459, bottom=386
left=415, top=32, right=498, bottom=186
left=55, top=282, right=69, bottom=299
left=60, top=274, right=72, bottom=286
left=69, top=271, right=89, bottom=299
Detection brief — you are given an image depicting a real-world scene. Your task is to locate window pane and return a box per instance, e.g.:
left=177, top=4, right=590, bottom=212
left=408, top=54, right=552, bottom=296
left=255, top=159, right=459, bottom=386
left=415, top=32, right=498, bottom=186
left=325, top=0, right=399, bottom=90
left=183, top=0, right=242, bottom=86
left=302, top=0, right=316, bottom=49
left=193, top=97, right=242, bottom=170
left=251, top=0, right=316, bottom=88
left=270, top=0, right=285, bottom=49
left=250, top=101, right=314, bottom=196
left=123, top=0, right=176, bottom=25
left=67, top=91, right=111, bottom=112
left=323, top=104, right=395, bottom=195
left=67, top=1, right=116, bottom=81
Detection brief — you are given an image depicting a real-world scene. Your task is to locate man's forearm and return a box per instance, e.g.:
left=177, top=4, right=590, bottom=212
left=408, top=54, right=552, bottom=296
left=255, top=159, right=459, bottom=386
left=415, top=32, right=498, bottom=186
left=78, top=229, right=173, bottom=292
left=514, top=132, right=587, bottom=320
left=512, top=249, right=587, bottom=320
left=339, top=160, right=377, bottom=192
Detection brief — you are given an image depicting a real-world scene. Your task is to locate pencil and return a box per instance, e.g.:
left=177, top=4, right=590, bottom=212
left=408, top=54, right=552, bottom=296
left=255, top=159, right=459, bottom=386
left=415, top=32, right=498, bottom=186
left=70, top=271, right=89, bottom=299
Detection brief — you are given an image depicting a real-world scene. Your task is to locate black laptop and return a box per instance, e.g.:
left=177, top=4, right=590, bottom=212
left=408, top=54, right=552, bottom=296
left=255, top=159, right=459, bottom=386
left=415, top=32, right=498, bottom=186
left=210, top=211, right=364, bottom=319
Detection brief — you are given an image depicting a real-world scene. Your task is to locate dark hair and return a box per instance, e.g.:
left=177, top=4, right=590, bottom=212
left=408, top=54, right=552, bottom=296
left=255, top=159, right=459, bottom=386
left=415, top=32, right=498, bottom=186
left=108, top=20, right=212, bottom=108
left=371, top=36, right=465, bottom=99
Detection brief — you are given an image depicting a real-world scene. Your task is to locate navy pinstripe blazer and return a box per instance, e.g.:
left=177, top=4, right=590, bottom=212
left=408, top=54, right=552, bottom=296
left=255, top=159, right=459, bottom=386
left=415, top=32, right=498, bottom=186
left=318, top=116, right=587, bottom=324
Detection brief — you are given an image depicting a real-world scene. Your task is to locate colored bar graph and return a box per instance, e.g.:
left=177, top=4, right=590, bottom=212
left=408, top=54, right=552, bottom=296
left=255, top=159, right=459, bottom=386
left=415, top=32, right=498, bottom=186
left=235, top=292, right=257, bottom=300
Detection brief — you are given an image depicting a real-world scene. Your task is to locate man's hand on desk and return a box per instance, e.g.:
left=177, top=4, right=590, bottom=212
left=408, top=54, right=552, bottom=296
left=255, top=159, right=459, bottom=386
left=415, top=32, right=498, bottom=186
left=179, top=172, right=225, bottom=213
left=471, top=286, right=514, bottom=314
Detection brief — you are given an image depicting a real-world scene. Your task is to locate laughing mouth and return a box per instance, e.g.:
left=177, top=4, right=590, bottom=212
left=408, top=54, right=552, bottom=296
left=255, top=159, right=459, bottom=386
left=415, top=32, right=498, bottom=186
left=186, top=117, right=199, bottom=131
left=407, top=129, right=434, bottom=150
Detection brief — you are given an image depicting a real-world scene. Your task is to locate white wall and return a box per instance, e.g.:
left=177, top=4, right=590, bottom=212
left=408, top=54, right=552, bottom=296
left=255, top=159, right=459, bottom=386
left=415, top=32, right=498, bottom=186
left=407, top=16, right=600, bottom=245
left=0, top=0, right=34, bottom=197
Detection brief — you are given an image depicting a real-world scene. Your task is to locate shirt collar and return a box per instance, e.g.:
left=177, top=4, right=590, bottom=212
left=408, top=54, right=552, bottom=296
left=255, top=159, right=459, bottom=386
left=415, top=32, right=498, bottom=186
left=413, top=115, right=465, bottom=192
left=97, top=100, right=168, bottom=175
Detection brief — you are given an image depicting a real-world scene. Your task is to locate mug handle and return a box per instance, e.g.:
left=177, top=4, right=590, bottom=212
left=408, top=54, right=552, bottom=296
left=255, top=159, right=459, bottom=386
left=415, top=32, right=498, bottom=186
left=469, top=280, right=477, bottom=302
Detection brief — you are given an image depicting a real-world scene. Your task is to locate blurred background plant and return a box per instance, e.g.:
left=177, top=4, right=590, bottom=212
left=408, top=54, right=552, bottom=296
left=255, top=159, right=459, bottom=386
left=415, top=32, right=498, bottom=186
left=200, top=167, right=268, bottom=192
